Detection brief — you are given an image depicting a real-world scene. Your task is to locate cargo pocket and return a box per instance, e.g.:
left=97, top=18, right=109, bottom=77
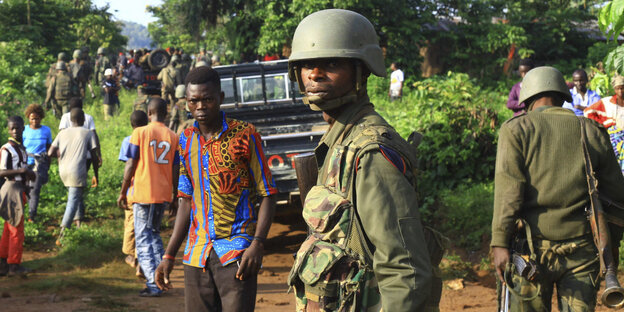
left=398, top=217, right=427, bottom=267
left=288, top=236, right=347, bottom=310
left=303, top=185, right=352, bottom=244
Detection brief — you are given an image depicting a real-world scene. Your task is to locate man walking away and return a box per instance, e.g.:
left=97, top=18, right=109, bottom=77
left=117, top=98, right=179, bottom=297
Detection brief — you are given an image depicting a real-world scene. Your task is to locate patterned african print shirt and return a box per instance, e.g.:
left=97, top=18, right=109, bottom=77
left=178, top=112, right=278, bottom=267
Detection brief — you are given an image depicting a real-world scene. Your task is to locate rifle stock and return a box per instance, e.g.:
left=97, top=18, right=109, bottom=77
left=294, top=152, right=318, bottom=205
left=587, top=197, right=624, bottom=309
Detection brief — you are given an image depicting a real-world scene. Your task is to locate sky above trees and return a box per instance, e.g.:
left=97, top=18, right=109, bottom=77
left=92, top=0, right=162, bottom=26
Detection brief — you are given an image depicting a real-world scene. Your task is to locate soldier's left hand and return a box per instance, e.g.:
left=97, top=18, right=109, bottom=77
left=492, top=246, right=510, bottom=283
left=236, top=240, right=264, bottom=280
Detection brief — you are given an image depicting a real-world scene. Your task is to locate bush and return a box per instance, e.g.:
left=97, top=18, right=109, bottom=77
left=0, top=39, right=50, bottom=106
left=437, top=182, right=494, bottom=250
left=370, top=72, right=507, bottom=219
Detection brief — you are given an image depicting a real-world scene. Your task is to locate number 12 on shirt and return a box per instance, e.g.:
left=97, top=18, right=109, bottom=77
left=150, top=140, right=171, bottom=164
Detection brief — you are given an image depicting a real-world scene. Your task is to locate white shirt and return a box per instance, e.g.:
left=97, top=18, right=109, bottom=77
left=59, top=112, right=96, bottom=160
left=390, top=69, right=404, bottom=96
left=59, top=112, right=96, bottom=131
left=0, top=140, right=28, bottom=182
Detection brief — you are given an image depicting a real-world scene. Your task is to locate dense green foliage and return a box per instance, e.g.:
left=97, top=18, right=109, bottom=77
left=0, top=40, right=51, bottom=106
left=0, top=0, right=126, bottom=56
left=599, top=0, right=624, bottom=75
left=146, top=0, right=604, bottom=80
left=371, top=72, right=509, bottom=220
left=437, top=183, right=494, bottom=250
left=0, top=0, right=126, bottom=107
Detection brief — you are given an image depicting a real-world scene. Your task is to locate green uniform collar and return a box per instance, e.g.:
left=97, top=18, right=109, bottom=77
left=531, top=105, right=574, bottom=115
left=319, top=95, right=373, bottom=149
left=314, top=95, right=373, bottom=172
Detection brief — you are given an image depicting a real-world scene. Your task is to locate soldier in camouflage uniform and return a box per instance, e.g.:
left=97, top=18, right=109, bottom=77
left=45, top=61, right=76, bottom=118
left=168, top=84, right=191, bottom=134
left=133, top=86, right=149, bottom=113
left=46, top=52, right=69, bottom=89
left=157, top=55, right=183, bottom=107
left=286, top=9, right=436, bottom=312
left=491, top=67, right=624, bottom=311
left=94, top=47, right=111, bottom=86
left=177, top=53, right=191, bottom=83
left=69, top=49, right=89, bottom=99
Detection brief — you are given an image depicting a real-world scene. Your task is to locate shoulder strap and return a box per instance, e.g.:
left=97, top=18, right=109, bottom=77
left=579, top=117, right=598, bottom=195
left=580, top=117, right=624, bottom=227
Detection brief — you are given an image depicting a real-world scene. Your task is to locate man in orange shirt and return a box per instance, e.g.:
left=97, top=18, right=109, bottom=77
left=117, top=98, right=179, bottom=297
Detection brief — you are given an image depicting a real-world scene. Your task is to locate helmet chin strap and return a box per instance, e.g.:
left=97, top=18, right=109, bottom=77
left=296, top=61, right=366, bottom=112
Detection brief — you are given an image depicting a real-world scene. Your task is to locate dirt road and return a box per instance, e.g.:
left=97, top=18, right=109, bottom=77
left=0, top=213, right=618, bottom=311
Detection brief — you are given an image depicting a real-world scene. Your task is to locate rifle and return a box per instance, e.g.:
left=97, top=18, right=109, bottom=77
left=579, top=118, right=624, bottom=309
left=499, top=282, right=510, bottom=312
left=294, top=152, right=318, bottom=205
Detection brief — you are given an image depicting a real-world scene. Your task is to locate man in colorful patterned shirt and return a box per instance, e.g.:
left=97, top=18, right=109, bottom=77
left=155, top=66, right=278, bottom=311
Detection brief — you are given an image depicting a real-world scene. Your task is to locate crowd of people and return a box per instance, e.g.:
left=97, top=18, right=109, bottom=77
left=3, top=7, right=624, bottom=312
left=507, top=60, right=624, bottom=176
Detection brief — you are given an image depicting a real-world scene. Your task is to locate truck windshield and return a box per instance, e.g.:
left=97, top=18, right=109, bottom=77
left=221, top=73, right=293, bottom=106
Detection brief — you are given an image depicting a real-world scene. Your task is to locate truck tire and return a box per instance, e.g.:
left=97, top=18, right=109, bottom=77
left=148, top=49, right=170, bottom=70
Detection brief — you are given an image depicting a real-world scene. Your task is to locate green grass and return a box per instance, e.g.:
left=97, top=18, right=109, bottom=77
left=0, top=89, right=143, bottom=298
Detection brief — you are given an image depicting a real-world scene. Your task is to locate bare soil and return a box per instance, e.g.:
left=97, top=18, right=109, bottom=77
left=0, top=212, right=619, bottom=311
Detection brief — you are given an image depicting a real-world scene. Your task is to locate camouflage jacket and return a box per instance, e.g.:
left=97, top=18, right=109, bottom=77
left=158, top=65, right=182, bottom=92
left=94, top=56, right=111, bottom=84
left=290, top=96, right=433, bottom=312
left=45, top=71, right=75, bottom=103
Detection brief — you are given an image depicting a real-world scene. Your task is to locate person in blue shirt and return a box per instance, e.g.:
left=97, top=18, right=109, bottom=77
left=22, top=104, right=52, bottom=222
left=562, top=69, right=601, bottom=116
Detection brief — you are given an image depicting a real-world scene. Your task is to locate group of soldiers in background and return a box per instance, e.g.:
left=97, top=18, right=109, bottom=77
left=43, top=45, right=218, bottom=133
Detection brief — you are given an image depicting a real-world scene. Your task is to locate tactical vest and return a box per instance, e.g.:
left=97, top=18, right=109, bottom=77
left=69, top=61, right=88, bottom=83
left=288, top=109, right=440, bottom=311
left=54, top=72, right=75, bottom=100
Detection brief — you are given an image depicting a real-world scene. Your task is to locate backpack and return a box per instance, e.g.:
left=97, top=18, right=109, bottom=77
left=55, top=72, right=76, bottom=99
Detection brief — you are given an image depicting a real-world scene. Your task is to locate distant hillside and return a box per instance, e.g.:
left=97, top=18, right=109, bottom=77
left=121, top=20, right=153, bottom=50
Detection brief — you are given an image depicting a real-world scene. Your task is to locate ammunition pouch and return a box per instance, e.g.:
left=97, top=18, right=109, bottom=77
left=288, top=185, right=380, bottom=311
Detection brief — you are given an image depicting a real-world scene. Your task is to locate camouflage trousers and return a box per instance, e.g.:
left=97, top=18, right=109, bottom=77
left=133, top=93, right=148, bottom=112
left=51, top=99, right=70, bottom=118
left=161, top=89, right=176, bottom=108
left=500, top=235, right=599, bottom=312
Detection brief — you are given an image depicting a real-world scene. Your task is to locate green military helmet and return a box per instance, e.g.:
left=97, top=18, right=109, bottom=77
left=97, top=46, right=106, bottom=55
left=73, top=49, right=83, bottom=60
left=175, top=84, right=186, bottom=99
left=518, top=66, right=573, bottom=105
left=56, top=61, right=67, bottom=71
left=288, top=9, right=386, bottom=81
left=57, top=52, right=68, bottom=62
